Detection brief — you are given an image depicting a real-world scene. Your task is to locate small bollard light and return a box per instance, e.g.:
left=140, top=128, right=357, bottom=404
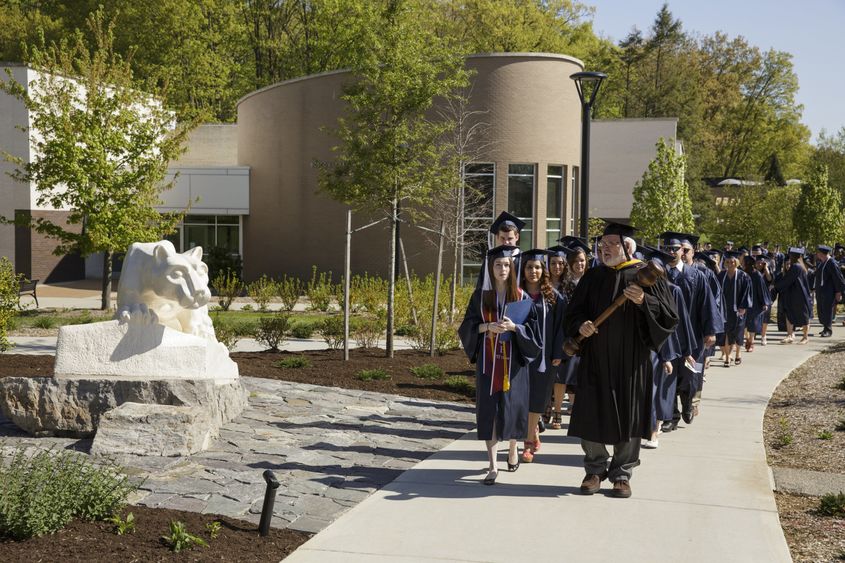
left=259, top=469, right=280, bottom=537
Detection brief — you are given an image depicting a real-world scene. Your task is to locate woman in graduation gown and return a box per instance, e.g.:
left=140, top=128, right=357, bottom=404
left=520, top=249, right=567, bottom=462
left=542, top=245, right=568, bottom=427
left=774, top=248, right=813, bottom=344
left=458, top=245, right=541, bottom=485
left=717, top=251, right=753, bottom=366
left=743, top=255, right=772, bottom=352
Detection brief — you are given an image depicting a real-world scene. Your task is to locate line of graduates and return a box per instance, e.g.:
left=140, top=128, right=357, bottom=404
left=459, top=211, right=845, bottom=498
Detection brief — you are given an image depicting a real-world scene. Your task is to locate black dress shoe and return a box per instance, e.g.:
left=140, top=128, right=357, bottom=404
left=820, top=330, right=832, bottom=337
left=682, top=409, right=694, bottom=424
left=680, top=392, right=693, bottom=424
left=660, top=421, right=674, bottom=433
left=538, top=419, right=546, bottom=433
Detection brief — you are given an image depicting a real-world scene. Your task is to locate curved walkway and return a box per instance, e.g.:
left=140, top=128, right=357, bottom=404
left=286, top=329, right=843, bottom=563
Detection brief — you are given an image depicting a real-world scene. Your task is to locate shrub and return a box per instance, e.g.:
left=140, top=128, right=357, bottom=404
left=254, top=314, right=291, bottom=352
left=774, top=417, right=793, bottom=448
left=410, top=316, right=461, bottom=355
left=247, top=275, right=277, bottom=312
left=274, top=356, right=311, bottom=369
left=444, top=375, right=475, bottom=394
left=32, top=315, right=56, bottom=329
left=212, top=320, right=239, bottom=351
left=351, top=273, right=386, bottom=314
left=290, top=323, right=314, bottom=339
left=0, top=445, right=139, bottom=540
left=306, top=266, right=334, bottom=312
left=410, top=364, right=444, bottom=380
left=69, top=310, right=95, bottom=325
left=317, top=316, right=344, bottom=350
left=819, top=430, right=834, bottom=440
left=212, top=270, right=244, bottom=312
left=818, top=492, right=845, bottom=517
left=206, top=520, right=222, bottom=540
left=277, top=275, right=303, bottom=312
left=107, top=512, right=136, bottom=535
left=241, top=304, right=254, bottom=311
left=162, top=520, right=208, bottom=552
left=353, top=317, right=384, bottom=349
left=356, top=368, right=390, bottom=381
left=0, top=257, right=21, bottom=351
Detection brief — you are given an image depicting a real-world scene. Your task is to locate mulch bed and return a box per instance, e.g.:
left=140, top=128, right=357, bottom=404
left=0, top=349, right=477, bottom=403
left=764, top=341, right=845, bottom=562
left=0, top=506, right=310, bottom=562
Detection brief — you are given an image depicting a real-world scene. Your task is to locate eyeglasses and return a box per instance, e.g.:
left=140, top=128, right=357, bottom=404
left=665, top=246, right=681, bottom=252
left=681, top=248, right=692, bottom=254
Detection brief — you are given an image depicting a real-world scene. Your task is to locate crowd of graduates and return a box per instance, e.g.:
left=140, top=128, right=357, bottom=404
left=458, top=212, right=845, bottom=497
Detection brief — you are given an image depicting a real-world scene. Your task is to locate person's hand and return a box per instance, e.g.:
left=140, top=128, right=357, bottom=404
left=663, top=361, right=673, bottom=375
left=499, top=317, right=516, bottom=332
left=623, top=283, right=645, bottom=305
left=704, top=335, right=715, bottom=347
left=686, top=355, right=696, bottom=367
left=552, top=359, right=562, bottom=367
left=486, top=321, right=505, bottom=335
left=763, top=305, right=769, bottom=311
left=579, top=321, right=597, bottom=337
left=837, top=292, right=843, bottom=303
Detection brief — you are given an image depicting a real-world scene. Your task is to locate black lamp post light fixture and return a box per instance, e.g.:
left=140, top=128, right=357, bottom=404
left=570, top=71, right=607, bottom=240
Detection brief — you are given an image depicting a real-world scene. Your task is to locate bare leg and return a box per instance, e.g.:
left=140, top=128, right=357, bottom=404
left=508, top=439, right=518, bottom=466
left=552, top=384, right=565, bottom=415
left=485, top=421, right=498, bottom=474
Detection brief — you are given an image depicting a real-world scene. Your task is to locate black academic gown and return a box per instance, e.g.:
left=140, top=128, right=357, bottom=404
left=565, top=261, right=679, bottom=444
left=745, top=269, right=772, bottom=334
left=654, top=283, right=695, bottom=421
left=526, top=289, right=567, bottom=412
left=458, top=289, right=541, bottom=441
left=717, top=269, right=753, bottom=345
left=814, top=258, right=845, bottom=329
left=666, top=263, right=720, bottom=359
left=774, top=264, right=813, bottom=327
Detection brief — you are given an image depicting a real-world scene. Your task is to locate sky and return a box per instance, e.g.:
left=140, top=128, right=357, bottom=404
left=584, top=0, right=845, bottom=143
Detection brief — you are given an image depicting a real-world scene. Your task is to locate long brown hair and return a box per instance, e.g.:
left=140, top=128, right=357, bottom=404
left=521, top=258, right=557, bottom=306
left=482, top=257, right=520, bottom=314
left=566, top=249, right=588, bottom=275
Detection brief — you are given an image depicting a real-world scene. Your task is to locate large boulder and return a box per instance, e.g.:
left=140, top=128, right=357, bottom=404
left=91, top=403, right=214, bottom=456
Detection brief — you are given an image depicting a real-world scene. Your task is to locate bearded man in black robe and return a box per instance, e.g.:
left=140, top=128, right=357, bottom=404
left=565, top=222, right=678, bottom=498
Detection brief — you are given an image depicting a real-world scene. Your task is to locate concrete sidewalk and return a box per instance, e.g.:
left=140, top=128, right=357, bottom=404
left=286, top=329, right=842, bottom=563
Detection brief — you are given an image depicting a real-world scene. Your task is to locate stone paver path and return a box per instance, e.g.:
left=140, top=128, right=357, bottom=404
left=0, top=376, right=475, bottom=534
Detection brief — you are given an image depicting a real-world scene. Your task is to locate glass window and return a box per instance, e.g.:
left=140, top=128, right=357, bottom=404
left=184, top=224, right=214, bottom=251
left=184, top=215, right=215, bottom=224
left=462, top=163, right=496, bottom=284
left=547, top=165, right=563, bottom=247
left=508, top=164, right=535, bottom=251
left=178, top=215, right=241, bottom=257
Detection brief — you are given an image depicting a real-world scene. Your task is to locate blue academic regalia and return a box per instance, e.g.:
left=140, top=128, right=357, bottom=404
left=653, top=283, right=695, bottom=421
left=717, top=269, right=753, bottom=345
left=814, top=258, right=845, bottom=329
left=556, top=276, right=582, bottom=388
left=526, top=289, right=567, bottom=413
left=458, top=288, right=541, bottom=440
left=696, top=264, right=725, bottom=358
left=773, top=264, right=813, bottom=327
left=745, top=269, right=772, bottom=334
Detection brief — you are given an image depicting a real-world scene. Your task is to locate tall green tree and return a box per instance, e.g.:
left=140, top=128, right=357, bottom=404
left=629, top=138, right=693, bottom=240
left=0, top=10, right=193, bottom=309
left=814, top=127, right=845, bottom=205
left=794, top=165, right=843, bottom=248
left=318, top=0, right=469, bottom=357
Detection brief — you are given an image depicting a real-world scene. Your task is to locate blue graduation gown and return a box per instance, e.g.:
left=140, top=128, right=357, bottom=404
left=717, top=269, right=753, bottom=345
left=654, top=283, right=695, bottom=421
left=745, top=270, right=772, bottom=333
left=814, top=258, right=845, bottom=328
left=666, top=263, right=720, bottom=359
left=773, top=264, right=813, bottom=327
left=557, top=277, right=581, bottom=387
left=458, top=289, right=541, bottom=440
left=526, top=289, right=567, bottom=412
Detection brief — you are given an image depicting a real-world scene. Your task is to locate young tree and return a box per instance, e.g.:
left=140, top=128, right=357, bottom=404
left=629, top=138, right=693, bottom=240
left=794, top=164, right=843, bottom=248
left=318, top=0, right=469, bottom=357
left=1, top=10, right=193, bottom=309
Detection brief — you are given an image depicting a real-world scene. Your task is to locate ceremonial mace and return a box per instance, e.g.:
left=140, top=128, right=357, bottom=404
left=562, top=260, right=664, bottom=357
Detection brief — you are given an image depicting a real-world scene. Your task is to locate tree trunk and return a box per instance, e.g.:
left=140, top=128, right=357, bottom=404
left=399, top=237, right=417, bottom=325
left=430, top=221, right=445, bottom=357
left=385, top=198, right=398, bottom=358
left=101, top=250, right=112, bottom=310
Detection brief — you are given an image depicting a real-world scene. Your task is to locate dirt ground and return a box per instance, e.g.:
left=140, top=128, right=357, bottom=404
left=0, top=505, right=310, bottom=562
left=764, top=341, right=845, bottom=562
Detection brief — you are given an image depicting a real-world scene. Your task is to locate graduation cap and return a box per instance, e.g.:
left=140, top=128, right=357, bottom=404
left=487, top=244, right=519, bottom=259
left=547, top=245, right=573, bottom=258
left=723, top=250, right=744, bottom=260
left=558, top=236, right=592, bottom=255
left=743, top=254, right=756, bottom=265
left=659, top=231, right=697, bottom=247
left=738, top=246, right=749, bottom=253
left=646, top=246, right=675, bottom=267
left=521, top=248, right=552, bottom=264
left=489, top=211, right=525, bottom=234
left=751, top=244, right=763, bottom=253
left=788, top=246, right=805, bottom=256
left=602, top=220, right=637, bottom=239
left=694, top=252, right=717, bottom=268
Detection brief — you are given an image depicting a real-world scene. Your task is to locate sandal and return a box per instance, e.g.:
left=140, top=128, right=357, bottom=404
left=798, top=337, right=809, bottom=345
left=723, top=358, right=730, bottom=368
left=734, top=357, right=742, bottom=365
left=507, top=459, right=520, bottom=472
left=542, top=404, right=552, bottom=424
left=552, top=413, right=562, bottom=430
left=521, top=441, right=535, bottom=463
left=483, top=470, right=498, bottom=485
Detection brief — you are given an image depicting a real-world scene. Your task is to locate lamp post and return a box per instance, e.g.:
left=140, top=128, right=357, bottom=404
left=570, top=71, right=607, bottom=240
